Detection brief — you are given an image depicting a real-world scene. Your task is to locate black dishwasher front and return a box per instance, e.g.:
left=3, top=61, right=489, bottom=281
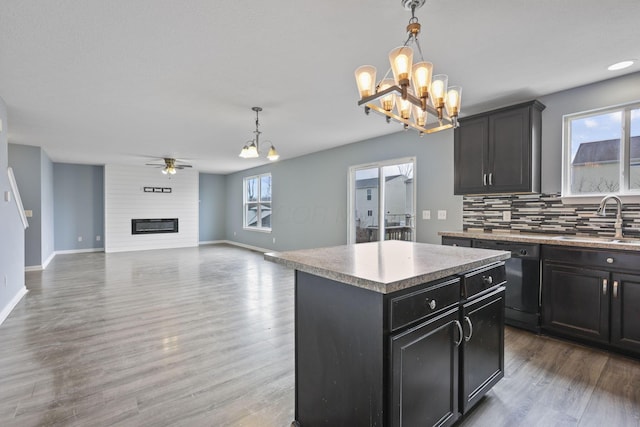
left=473, top=239, right=541, bottom=332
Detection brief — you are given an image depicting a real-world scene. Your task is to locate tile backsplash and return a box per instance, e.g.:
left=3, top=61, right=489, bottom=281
left=463, top=193, right=640, bottom=238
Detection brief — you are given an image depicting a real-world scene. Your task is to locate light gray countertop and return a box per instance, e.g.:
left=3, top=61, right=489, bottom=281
left=439, top=230, right=640, bottom=251
left=264, top=240, right=510, bottom=294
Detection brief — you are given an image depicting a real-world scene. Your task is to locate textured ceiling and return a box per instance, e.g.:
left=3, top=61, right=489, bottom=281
left=1, top=0, right=639, bottom=174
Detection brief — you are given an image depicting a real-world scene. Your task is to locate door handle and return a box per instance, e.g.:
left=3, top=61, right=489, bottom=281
left=464, top=316, right=473, bottom=342
left=488, top=172, right=493, bottom=186
left=454, top=320, right=463, bottom=346
left=613, top=280, right=619, bottom=298
left=483, top=173, right=488, bottom=186
left=602, top=279, right=608, bottom=295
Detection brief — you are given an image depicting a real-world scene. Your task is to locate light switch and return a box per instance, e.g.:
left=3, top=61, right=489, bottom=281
left=437, top=210, right=447, bottom=220
left=24, top=210, right=33, bottom=217
left=4, top=191, right=10, bottom=202
left=422, top=210, right=431, bottom=220
left=0, top=118, right=3, bottom=132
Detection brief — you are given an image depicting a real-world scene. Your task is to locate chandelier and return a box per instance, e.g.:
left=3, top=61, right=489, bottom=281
left=238, top=107, right=280, bottom=161
left=354, top=0, right=462, bottom=135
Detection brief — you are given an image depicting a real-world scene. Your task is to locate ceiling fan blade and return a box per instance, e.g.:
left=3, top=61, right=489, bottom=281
left=176, top=165, right=193, bottom=169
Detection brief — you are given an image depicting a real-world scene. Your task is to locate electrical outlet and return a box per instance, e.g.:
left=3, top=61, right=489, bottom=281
left=437, top=210, right=447, bottom=220
left=24, top=210, right=33, bottom=218
left=3, top=275, right=7, bottom=288
left=78, top=236, right=83, bottom=242
left=234, top=231, right=237, bottom=236
left=503, top=211, right=512, bottom=222
left=96, top=235, right=101, bottom=241
left=273, top=237, right=276, bottom=244
left=422, top=210, right=431, bottom=220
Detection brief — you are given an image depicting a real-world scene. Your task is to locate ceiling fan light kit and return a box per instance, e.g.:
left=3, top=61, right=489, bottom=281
left=146, top=158, right=193, bottom=175
left=354, top=0, right=462, bottom=136
left=239, top=107, right=280, bottom=161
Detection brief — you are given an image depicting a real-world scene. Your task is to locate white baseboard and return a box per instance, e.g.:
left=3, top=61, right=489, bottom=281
left=56, top=248, right=105, bottom=255
left=199, top=240, right=226, bottom=246
left=25, top=265, right=43, bottom=272
left=220, top=240, right=271, bottom=254
left=42, top=251, right=56, bottom=270
left=0, top=286, right=28, bottom=326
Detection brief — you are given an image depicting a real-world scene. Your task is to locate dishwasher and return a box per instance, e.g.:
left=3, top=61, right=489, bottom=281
left=473, top=239, right=541, bottom=332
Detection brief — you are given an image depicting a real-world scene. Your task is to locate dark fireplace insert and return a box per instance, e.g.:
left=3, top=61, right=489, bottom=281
left=131, top=218, right=178, bottom=234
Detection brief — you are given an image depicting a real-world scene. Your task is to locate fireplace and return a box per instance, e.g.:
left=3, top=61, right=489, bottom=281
left=131, top=218, right=179, bottom=235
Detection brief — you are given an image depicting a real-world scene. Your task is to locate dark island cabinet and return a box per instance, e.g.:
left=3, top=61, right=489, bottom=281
left=390, top=308, right=461, bottom=427
left=460, top=286, right=505, bottom=413
left=454, top=100, right=545, bottom=195
left=542, top=245, right=640, bottom=356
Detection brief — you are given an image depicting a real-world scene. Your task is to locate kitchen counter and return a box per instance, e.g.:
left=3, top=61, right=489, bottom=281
left=264, top=240, right=510, bottom=294
left=439, top=230, right=640, bottom=251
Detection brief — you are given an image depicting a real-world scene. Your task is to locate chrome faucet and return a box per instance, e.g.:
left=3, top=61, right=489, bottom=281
left=597, top=195, right=624, bottom=238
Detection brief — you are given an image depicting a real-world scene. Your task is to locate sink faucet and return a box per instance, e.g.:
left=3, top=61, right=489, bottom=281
left=597, top=195, right=624, bottom=238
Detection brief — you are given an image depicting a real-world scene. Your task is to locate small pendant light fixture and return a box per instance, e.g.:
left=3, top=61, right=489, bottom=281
left=354, top=0, right=462, bottom=135
left=239, top=107, right=280, bottom=161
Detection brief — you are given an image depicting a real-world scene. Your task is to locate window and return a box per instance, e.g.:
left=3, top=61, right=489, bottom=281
left=367, top=210, right=373, bottom=217
left=243, top=173, right=272, bottom=231
left=366, top=189, right=372, bottom=201
left=563, top=101, right=640, bottom=197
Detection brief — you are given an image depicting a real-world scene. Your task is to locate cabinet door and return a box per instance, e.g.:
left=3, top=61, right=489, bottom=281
left=542, top=262, right=610, bottom=344
left=390, top=308, right=460, bottom=427
left=611, top=272, right=640, bottom=354
left=441, top=236, right=472, bottom=247
left=460, top=286, right=505, bottom=413
left=488, top=105, right=531, bottom=193
left=454, top=115, right=489, bottom=195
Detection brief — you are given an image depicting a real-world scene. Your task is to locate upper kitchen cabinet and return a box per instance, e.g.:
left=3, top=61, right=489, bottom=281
left=454, top=100, right=545, bottom=195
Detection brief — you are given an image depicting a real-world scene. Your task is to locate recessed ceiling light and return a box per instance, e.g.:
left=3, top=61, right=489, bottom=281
left=608, top=60, right=635, bottom=71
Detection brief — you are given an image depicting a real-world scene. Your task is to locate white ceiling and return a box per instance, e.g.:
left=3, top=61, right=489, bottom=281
left=1, top=0, right=639, bottom=174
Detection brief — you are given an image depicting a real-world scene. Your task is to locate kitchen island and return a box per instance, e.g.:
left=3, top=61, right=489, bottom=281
left=265, top=240, right=510, bottom=426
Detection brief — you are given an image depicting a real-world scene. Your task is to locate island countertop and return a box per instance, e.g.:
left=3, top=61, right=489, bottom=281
left=264, top=240, right=510, bottom=294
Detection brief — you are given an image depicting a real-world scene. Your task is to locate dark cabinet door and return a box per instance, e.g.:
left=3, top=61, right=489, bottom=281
left=454, top=115, right=489, bottom=195
left=488, top=106, right=531, bottom=193
left=460, top=286, right=505, bottom=413
left=542, top=262, right=610, bottom=344
left=441, top=236, right=473, bottom=247
left=611, top=272, right=640, bottom=353
left=390, top=308, right=461, bottom=427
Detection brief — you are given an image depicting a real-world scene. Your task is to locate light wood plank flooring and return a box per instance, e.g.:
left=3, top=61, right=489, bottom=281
left=0, top=244, right=638, bottom=426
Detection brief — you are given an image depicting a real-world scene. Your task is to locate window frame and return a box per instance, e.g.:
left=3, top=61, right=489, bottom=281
left=562, top=100, right=640, bottom=201
left=243, top=173, right=272, bottom=232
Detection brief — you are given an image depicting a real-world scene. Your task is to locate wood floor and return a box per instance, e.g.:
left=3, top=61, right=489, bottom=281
left=0, top=244, right=638, bottom=426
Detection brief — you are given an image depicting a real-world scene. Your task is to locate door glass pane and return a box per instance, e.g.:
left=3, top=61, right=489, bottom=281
left=383, top=163, right=414, bottom=242
left=631, top=109, right=640, bottom=190
left=246, top=177, right=258, bottom=202
left=355, top=168, right=379, bottom=243
left=570, top=111, right=622, bottom=194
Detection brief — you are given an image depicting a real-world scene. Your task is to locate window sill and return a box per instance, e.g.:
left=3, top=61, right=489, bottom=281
left=560, top=194, right=640, bottom=204
left=242, top=227, right=272, bottom=233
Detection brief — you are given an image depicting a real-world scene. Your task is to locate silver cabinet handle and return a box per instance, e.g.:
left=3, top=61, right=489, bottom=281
left=603, top=279, right=608, bottom=295
left=483, top=275, right=493, bottom=285
left=464, top=316, right=473, bottom=342
left=613, top=280, right=619, bottom=298
left=454, top=320, right=463, bottom=346
left=429, top=299, right=437, bottom=310
left=488, top=173, right=493, bottom=186
left=483, top=173, right=488, bottom=186
left=606, top=257, right=614, bottom=264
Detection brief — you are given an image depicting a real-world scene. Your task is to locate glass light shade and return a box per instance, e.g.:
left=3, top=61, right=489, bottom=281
left=378, top=79, right=396, bottom=112
left=445, top=86, right=462, bottom=118
left=245, top=143, right=259, bottom=158
left=239, top=145, right=249, bottom=158
left=430, top=74, right=448, bottom=107
left=354, top=65, right=377, bottom=98
left=413, top=105, right=428, bottom=127
left=162, top=168, right=168, bottom=175
left=396, top=90, right=413, bottom=120
left=412, top=61, right=433, bottom=99
left=389, top=46, right=414, bottom=85
left=168, top=167, right=176, bottom=175
left=267, top=145, right=280, bottom=161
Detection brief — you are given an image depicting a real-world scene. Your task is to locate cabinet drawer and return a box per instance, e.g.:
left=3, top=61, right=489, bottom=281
left=390, top=277, right=460, bottom=331
left=543, top=246, right=640, bottom=272
left=461, top=262, right=506, bottom=299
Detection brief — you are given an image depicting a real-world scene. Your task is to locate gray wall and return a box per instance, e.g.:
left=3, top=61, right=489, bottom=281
left=199, top=173, right=226, bottom=242
left=41, top=152, right=54, bottom=262
left=8, top=144, right=42, bottom=267
left=53, top=163, right=104, bottom=251
left=538, top=72, right=640, bottom=193
left=225, top=129, right=461, bottom=251
left=0, top=96, right=26, bottom=318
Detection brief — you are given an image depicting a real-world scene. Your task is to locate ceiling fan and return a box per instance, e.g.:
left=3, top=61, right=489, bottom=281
left=145, top=158, right=193, bottom=175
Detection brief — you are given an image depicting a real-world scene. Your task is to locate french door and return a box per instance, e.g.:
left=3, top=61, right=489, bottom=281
left=348, top=158, right=416, bottom=244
